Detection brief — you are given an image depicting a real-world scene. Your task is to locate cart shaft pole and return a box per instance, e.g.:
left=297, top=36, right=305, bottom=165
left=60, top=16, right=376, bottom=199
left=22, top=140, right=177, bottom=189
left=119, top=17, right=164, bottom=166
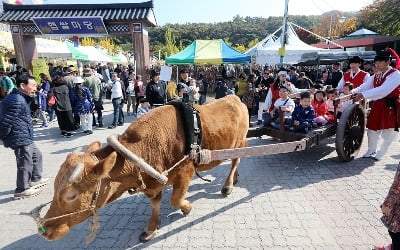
left=208, top=140, right=307, bottom=162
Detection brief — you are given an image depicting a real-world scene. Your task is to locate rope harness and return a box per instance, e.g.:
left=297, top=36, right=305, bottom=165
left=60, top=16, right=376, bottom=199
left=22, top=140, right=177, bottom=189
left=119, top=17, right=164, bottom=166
left=29, top=179, right=102, bottom=243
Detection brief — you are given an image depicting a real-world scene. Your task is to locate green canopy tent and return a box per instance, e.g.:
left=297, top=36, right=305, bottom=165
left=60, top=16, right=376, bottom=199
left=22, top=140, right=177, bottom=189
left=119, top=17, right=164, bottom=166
left=165, top=39, right=250, bottom=65
left=66, top=42, right=89, bottom=61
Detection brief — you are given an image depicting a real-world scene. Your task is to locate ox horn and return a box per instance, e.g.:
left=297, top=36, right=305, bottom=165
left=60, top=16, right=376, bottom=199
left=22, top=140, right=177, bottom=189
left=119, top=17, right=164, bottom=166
left=68, top=163, right=85, bottom=184
left=107, top=134, right=168, bottom=185
left=73, top=147, right=82, bottom=154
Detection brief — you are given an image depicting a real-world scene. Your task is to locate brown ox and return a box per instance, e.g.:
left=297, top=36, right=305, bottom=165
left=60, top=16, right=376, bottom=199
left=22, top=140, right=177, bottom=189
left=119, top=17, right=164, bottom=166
left=39, top=95, right=248, bottom=242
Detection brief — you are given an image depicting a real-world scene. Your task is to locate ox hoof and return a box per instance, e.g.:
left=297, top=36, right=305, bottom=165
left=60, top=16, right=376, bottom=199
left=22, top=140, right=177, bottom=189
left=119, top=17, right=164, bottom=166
left=221, top=187, right=233, bottom=196
left=139, top=230, right=158, bottom=242
left=181, top=205, right=192, bottom=216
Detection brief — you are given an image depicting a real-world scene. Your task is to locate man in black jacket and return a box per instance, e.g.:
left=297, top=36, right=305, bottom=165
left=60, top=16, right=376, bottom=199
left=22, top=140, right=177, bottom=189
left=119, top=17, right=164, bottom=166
left=329, top=62, right=343, bottom=88
left=0, top=75, right=49, bottom=199
left=145, top=70, right=167, bottom=108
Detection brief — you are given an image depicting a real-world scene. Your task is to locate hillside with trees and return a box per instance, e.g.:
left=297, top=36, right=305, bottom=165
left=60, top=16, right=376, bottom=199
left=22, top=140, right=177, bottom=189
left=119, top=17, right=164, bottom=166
left=147, top=12, right=355, bottom=60
left=99, top=0, right=400, bottom=60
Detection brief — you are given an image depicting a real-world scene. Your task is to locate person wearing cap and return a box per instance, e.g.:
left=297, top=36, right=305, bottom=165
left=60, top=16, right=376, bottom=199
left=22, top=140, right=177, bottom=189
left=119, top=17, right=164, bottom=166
left=63, top=67, right=77, bottom=89
left=69, top=77, right=94, bottom=134
left=329, top=62, right=343, bottom=88
left=337, top=56, right=369, bottom=91
left=145, top=69, right=167, bottom=108
left=353, top=49, right=400, bottom=161
left=84, top=68, right=103, bottom=127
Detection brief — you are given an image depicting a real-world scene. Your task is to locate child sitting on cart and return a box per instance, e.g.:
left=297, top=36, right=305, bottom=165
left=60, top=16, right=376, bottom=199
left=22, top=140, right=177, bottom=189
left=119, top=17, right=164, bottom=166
left=312, top=90, right=335, bottom=126
left=262, top=85, right=295, bottom=128
left=337, top=83, right=354, bottom=118
left=288, top=92, right=315, bottom=133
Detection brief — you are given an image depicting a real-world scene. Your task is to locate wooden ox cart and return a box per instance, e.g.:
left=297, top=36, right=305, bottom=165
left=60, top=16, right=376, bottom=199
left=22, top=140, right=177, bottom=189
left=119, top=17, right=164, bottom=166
left=195, top=94, right=366, bottom=163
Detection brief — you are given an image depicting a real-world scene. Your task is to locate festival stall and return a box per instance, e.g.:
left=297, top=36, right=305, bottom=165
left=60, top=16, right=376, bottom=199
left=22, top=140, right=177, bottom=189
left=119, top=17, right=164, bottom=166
left=250, top=24, right=326, bottom=65
left=165, top=39, right=250, bottom=65
left=36, top=38, right=71, bottom=59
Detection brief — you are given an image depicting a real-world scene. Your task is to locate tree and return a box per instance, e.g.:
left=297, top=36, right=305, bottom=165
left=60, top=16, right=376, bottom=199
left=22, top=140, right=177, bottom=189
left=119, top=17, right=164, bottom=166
left=247, top=38, right=260, bottom=49
left=81, top=37, right=96, bottom=46
left=233, top=44, right=246, bottom=53
left=99, top=37, right=116, bottom=55
left=341, top=17, right=358, bottom=37
left=164, top=27, right=179, bottom=57
left=359, top=0, right=400, bottom=36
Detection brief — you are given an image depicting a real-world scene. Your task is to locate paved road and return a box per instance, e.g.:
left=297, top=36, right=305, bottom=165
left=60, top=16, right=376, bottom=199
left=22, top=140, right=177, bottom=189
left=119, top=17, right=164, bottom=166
left=0, top=100, right=398, bottom=249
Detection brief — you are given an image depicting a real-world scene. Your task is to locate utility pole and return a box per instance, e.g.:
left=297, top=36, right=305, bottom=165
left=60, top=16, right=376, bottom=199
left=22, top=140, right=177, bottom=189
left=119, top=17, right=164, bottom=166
left=279, top=0, right=289, bottom=64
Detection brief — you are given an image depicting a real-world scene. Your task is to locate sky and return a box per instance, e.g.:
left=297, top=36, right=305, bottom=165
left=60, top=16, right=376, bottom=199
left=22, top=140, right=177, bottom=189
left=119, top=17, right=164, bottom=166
left=26, top=0, right=374, bottom=26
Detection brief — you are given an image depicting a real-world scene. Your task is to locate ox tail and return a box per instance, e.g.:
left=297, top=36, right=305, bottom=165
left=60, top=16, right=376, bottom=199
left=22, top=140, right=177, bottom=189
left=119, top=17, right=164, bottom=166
left=195, top=171, right=212, bottom=182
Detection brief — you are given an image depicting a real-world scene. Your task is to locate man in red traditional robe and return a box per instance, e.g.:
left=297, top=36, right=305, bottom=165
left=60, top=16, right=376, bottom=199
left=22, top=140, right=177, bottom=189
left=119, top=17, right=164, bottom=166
left=337, top=56, right=370, bottom=91
left=353, top=50, right=400, bottom=161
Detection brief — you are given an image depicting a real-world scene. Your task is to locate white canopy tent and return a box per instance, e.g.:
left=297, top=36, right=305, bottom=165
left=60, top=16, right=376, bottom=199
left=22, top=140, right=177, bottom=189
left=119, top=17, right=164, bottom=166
left=36, top=38, right=72, bottom=59
left=250, top=23, right=329, bottom=65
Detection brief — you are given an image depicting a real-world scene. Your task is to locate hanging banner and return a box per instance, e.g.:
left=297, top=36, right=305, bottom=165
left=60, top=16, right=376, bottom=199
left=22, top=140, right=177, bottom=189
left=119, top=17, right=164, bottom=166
left=32, top=17, right=108, bottom=35
left=160, top=66, right=172, bottom=82
left=32, top=58, right=49, bottom=85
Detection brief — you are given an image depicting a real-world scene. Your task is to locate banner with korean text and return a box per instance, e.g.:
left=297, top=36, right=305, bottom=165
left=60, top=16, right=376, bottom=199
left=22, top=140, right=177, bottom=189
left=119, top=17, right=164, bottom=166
left=32, top=17, right=107, bottom=35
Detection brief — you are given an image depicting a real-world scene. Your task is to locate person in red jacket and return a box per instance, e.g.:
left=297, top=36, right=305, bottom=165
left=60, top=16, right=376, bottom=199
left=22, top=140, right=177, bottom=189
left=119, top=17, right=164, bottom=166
left=353, top=50, right=400, bottom=160
left=312, top=90, right=334, bottom=125
left=337, top=56, right=369, bottom=91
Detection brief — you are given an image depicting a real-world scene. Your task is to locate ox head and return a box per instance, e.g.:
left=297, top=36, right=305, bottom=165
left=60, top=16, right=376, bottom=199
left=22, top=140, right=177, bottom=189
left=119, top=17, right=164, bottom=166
left=39, top=141, right=117, bottom=241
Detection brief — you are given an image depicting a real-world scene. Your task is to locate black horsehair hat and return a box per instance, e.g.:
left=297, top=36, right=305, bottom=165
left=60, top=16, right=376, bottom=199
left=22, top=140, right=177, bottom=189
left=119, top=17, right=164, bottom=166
left=349, top=56, right=363, bottom=64
left=150, top=69, right=160, bottom=77
left=374, top=50, right=392, bottom=62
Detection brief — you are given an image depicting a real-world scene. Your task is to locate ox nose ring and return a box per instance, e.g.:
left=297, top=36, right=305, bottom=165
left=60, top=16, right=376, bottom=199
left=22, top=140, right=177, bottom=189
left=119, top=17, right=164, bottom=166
left=38, top=225, right=46, bottom=235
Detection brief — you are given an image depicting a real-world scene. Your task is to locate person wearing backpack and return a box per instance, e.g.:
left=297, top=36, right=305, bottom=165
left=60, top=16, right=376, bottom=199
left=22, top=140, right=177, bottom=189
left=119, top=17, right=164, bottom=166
left=0, top=75, right=49, bottom=199
left=69, top=77, right=94, bottom=134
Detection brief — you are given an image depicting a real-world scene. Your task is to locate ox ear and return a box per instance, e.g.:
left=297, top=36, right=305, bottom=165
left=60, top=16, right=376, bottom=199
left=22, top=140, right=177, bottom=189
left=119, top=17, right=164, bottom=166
left=90, top=151, right=117, bottom=179
left=86, top=141, right=102, bottom=154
